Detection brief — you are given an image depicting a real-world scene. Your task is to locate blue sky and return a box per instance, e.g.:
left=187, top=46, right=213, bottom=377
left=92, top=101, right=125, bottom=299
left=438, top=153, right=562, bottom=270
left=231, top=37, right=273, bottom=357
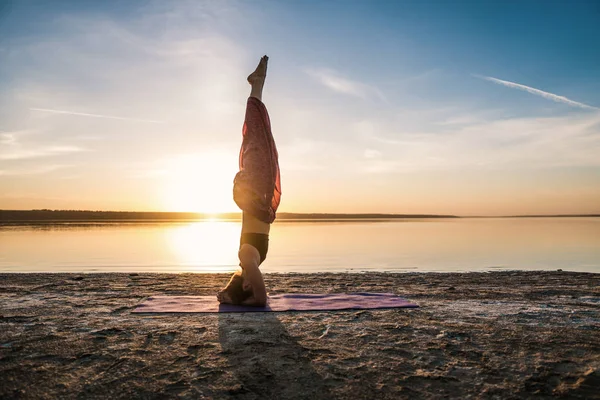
left=1, top=0, right=599, bottom=215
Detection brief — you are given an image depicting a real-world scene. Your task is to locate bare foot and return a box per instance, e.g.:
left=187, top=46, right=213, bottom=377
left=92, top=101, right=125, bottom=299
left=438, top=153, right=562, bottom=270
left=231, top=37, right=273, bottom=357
left=217, top=271, right=242, bottom=304
left=247, top=55, right=268, bottom=86
left=217, top=289, right=233, bottom=304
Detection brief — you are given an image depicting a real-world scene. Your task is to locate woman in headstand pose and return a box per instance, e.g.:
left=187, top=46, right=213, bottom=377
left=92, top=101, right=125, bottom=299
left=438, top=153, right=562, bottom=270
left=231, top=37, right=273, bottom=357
left=217, top=55, right=281, bottom=306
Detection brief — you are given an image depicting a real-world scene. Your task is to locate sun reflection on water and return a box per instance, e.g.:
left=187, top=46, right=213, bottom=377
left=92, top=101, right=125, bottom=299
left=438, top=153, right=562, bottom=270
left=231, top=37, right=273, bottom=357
left=165, top=221, right=240, bottom=272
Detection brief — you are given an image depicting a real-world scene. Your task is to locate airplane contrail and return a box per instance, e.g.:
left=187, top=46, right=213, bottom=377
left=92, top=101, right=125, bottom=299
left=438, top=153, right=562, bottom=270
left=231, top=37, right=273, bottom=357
left=30, top=108, right=164, bottom=123
left=475, top=75, right=598, bottom=110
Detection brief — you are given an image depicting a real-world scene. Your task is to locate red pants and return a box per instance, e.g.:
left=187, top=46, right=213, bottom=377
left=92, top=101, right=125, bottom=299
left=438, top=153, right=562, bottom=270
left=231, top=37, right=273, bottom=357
left=233, top=97, right=281, bottom=223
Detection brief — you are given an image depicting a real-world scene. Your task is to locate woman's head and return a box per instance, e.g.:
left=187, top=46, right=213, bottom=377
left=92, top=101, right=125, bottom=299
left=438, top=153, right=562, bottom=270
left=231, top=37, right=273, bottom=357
left=224, top=272, right=253, bottom=304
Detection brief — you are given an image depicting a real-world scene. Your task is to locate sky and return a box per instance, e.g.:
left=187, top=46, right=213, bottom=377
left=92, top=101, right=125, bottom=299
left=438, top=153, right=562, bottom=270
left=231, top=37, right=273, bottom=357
left=1, top=0, right=599, bottom=216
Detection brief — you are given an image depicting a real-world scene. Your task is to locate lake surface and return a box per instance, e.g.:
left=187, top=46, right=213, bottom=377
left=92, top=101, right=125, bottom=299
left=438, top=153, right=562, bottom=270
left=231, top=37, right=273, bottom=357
left=1, top=218, right=599, bottom=273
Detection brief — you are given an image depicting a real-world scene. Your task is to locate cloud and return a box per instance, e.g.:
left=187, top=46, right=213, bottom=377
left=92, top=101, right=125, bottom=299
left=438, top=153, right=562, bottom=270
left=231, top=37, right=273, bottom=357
left=476, top=75, right=598, bottom=110
left=29, top=108, right=164, bottom=123
left=359, top=111, right=600, bottom=172
left=0, top=145, right=86, bottom=160
left=1, top=131, right=87, bottom=161
left=0, top=133, right=17, bottom=145
left=305, top=68, right=385, bottom=100
left=437, top=115, right=482, bottom=126
left=364, top=149, right=382, bottom=159
left=0, top=164, right=72, bottom=176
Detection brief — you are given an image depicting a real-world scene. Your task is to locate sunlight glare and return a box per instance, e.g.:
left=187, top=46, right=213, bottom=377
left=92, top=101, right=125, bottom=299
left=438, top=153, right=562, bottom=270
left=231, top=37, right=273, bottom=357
left=163, top=153, right=238, bottom=213
left=165, top=221, right=240, bottom=272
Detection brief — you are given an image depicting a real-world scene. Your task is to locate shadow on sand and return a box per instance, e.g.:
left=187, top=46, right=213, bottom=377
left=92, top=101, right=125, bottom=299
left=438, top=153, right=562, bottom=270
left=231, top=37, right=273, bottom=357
left=218, top=310, right=332, bottom=399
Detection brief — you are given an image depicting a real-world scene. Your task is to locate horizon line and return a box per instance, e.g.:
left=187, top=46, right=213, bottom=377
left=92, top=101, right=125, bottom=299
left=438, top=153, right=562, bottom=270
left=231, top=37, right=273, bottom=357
left=1, top=209, right=599, bottom=220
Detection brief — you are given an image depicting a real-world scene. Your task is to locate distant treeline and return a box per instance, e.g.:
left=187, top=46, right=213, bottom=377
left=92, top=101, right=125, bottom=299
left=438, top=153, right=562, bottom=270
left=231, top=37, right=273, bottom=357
left=0, top=210, right=459, bottom=222
left=2, top=210, right=596, bottom=222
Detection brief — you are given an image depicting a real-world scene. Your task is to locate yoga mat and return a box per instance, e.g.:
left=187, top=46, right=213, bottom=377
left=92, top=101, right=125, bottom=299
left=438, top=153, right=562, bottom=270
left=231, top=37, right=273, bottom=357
left=133, top=293, right=418, bottom=313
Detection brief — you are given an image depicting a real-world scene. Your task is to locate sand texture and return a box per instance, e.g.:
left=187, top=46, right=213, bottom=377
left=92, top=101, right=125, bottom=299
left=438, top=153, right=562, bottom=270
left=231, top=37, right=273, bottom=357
left=1, top=271, right=599, bottom=399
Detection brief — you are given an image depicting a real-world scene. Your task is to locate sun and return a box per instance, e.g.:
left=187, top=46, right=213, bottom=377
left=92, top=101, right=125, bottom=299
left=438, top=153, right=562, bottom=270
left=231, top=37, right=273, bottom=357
left=165, top=221, right=240, bottom=272
left=163, top=152, right=238, bottom=213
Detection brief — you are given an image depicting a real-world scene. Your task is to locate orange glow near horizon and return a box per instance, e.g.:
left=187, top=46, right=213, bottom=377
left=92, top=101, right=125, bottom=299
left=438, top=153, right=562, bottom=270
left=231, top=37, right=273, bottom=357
left=162, top=153, right=238, bottom=214
left=165, top=221, right=240, bottom=272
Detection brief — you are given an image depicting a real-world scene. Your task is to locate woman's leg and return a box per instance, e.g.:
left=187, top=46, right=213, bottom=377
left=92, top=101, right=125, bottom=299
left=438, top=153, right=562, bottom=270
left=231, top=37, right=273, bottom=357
left=240, top=55, right=272, bottom=235
left=234, top=55, right=281, bottom=225
left=240, top=56, right=270, bottom=304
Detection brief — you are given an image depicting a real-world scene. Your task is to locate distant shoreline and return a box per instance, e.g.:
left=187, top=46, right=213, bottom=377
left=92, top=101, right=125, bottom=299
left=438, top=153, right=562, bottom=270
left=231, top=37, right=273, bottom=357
left=1, top=209, right=598, bottom=223
left=0, top=210, right=458, bottom=223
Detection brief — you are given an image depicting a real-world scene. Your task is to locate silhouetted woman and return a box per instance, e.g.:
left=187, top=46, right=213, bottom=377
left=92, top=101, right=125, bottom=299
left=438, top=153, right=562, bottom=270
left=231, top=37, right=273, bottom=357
left=217, top=55, right=281, bottom=306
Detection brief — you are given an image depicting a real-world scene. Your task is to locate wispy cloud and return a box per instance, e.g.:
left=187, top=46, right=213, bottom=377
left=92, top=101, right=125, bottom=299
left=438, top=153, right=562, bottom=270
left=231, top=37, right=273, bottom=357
left=30, top=108, right=164, bottom=123
left=305, top=68, right=386, bottom=101
left=0, top=164, right=72, bottom=176
left=364, top=149, right=382, bottom=159
left=0, top=131, right=85, bottom=161
left=476, top=75, right=598, bottom=110
left=359, top=111, right=600, bottom=172
left=0, top=145, right=86, bottom=160
left=437, top=115, right=482, bottom=126
left=0, top=133, right=17, bottom=145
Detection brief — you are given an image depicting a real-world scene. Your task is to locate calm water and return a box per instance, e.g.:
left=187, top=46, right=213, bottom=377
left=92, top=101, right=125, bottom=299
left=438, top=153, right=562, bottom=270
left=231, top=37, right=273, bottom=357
left=1, top=218, right=599, bottom=273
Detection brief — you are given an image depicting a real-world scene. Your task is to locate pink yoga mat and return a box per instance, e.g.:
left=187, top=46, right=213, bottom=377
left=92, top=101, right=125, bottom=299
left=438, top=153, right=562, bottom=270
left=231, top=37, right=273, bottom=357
left=133, top=293, right=418, bottom=313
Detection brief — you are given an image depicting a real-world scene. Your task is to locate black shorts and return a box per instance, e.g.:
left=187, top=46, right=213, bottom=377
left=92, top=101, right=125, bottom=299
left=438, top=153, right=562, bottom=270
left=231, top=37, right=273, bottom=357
left=240, top=233, right=269, bottom=264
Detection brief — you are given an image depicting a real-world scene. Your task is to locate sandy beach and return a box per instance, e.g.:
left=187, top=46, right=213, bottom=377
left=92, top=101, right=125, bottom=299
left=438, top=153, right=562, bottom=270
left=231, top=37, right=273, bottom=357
left=1, top=271, right=599, bottom=399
